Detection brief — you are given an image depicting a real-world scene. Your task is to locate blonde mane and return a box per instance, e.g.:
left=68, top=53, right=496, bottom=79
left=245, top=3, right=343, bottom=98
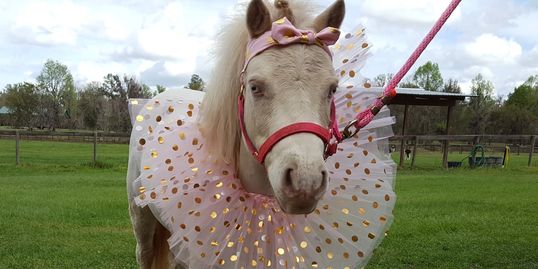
left=199, top=0, right=319, bottom=166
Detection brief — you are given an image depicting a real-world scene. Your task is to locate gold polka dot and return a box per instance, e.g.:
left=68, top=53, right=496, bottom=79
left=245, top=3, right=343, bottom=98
left=362, top=43, right=369, bottom=48
left=300, top=241, right=308, bottom=248
left=352, top=195, right=358, bottom=201
left=172, top=145, right=179, bottom=151
left=365, top=168, right=371, bottom=175
left=364, top=82, right=372, bottom=88
left=277, top=248, right=285, bottom=255
left=139, top=138, right=146, bottom=145
left=342, top=208, right=349, bottom=215
left=187, top=111, right=193, bottom=117
left=195, top=197, right=202, bottom=204
left=158, top=137, right=164, bottom=144
left=188, top=104, right=195, bottom=110
left=358, top=208, right=366, bottom=215
left=168, top=106, right=174, bottom=113
left=335, top=162, right=340, bottom=169
left=304, top=226, right=312, bottom=233
left=349, top=70, right=356, bottom=78
left=352, top=235, right=358, bottom=242
left=210, top=211, right=217, bottom=219
left=345, top=169, right=352, bottom=175
left=177, top=120, right=183, bottom=126
left=179, top=132, right=186, bottom=140
left=156, top=116, right=162, bottom=122
left=357, top=251, right=364, bottom=257
left=327, top=252, right=334, bottom=259
left=151, top=151, right=158, bottom=158
left=136, top=115, right=144, bottom=122
left=373, top=202, right=379, bottom=208
left=315, top=246, right=322, bottom=253
left=230, top=255, right=237, bottom=262
left=192, top=138, right=199, bottom=145
left=368, top=233, right=376, bottom=239
left=188, top=158, right=195, bottom=164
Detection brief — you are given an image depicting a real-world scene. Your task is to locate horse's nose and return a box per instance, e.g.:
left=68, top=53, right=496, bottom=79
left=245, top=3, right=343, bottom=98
left=282, top=162, right=328, bottom=200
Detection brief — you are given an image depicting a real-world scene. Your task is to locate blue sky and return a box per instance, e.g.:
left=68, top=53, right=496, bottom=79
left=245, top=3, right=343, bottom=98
left=0, top=0, right=537, bottom=97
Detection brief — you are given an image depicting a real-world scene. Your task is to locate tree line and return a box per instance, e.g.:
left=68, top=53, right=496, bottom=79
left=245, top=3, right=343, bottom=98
left=377, top=61, right=538, bottom=135
left=0, top=59, right=536, bottom=135
left=0, top=60, right=204, bottom=133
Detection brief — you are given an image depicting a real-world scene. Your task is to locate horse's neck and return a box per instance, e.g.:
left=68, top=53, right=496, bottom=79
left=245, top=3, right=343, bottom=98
left=238, top=143, right=273, bottom=196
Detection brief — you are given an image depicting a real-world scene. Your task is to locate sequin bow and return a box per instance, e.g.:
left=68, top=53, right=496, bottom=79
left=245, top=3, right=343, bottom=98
left=243, top=17, right=341, bottom=72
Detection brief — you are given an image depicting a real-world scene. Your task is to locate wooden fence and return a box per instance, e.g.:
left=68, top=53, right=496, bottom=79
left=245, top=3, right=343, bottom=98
left=1, top=130, right=536, bottom=168
left=0, top=130, right=130, bottom=165
left=390, top=135, right=536, bottom=168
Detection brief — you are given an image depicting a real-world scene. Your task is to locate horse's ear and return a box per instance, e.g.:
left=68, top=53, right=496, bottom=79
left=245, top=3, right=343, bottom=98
left=312, top=0, right=345, bottom=31
left=247, top=0, right=272, bottom=38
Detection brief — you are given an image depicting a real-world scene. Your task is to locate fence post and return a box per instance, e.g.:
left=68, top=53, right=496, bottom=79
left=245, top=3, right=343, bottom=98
left=93, top=131, right=98, bottom=165
left=529, top=136, right=536, bottom=167
left=15, top=131, right=20, bottom=165
left=411, top=136, right=418, bottom=168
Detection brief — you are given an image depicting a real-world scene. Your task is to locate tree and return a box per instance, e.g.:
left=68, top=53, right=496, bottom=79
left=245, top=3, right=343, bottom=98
left=468, top=74, right=496, bottom=134
left=4, top=83, right=39, bottom=128
left=156, top=85, right=167, bottom=94
left=36, top=59, right=76, bottom=130
left=78, top=82, right=106, bottom=130
left=373, top=73, right=394, bottom=87
left=413, top=61, right=444, bottom=91
left=443, top=79, right=462, bottom=93
left=186, top=74, right=205, bottom=91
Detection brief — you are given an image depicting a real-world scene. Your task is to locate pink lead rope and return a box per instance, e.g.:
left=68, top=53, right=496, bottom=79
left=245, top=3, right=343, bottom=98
left=343, top=0, right=463, bottom=138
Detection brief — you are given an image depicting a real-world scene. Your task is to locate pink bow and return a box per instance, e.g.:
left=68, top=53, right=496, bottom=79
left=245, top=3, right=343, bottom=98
left=243, top=17, right=341, bottom=72
left=270, top=17, right=340, bottom=48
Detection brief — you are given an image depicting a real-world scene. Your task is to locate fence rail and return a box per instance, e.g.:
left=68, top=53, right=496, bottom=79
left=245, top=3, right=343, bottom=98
left=389, top=134, right=537, bottom=168
left=1, top=130, right=536, bottom=168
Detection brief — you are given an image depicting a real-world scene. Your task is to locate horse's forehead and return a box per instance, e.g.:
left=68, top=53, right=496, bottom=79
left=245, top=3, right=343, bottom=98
left=249, top=46, right=333, bottom=77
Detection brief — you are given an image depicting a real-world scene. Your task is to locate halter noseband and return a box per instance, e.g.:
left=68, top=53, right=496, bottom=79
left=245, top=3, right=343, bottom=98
left=237, top=17, right=342, bottom=164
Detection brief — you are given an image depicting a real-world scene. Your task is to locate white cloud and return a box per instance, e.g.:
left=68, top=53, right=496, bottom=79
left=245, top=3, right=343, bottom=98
left=464, top=34, right=522, bottom=64
left=10, top=1, right=89, bottom=46
left=359, top=0, right=462, bottom=25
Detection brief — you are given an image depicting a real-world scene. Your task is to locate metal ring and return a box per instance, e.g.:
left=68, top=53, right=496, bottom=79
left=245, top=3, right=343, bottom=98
left=342, top=119, right=359, bottom=140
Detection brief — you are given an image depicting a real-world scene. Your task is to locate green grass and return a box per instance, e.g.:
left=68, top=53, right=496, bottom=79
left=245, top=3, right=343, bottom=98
left=0, top=139, right=537, bottom=268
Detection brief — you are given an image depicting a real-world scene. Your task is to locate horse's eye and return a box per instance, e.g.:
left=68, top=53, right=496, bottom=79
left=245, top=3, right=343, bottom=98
left=250, top=84, right=264, bottom=97
left=328, top=85, right=338, bottom=98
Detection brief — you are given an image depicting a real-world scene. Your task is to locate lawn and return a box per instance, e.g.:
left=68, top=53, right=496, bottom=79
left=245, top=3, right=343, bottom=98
left=0, top=139, right=537, bottom=269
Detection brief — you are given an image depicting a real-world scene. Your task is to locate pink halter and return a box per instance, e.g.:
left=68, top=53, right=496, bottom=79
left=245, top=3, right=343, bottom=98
left=238, top=17, right=342, bottom=164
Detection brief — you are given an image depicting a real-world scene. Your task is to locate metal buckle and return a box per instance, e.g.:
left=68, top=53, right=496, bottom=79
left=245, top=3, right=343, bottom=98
left=342, top=119, right=359, bottom=140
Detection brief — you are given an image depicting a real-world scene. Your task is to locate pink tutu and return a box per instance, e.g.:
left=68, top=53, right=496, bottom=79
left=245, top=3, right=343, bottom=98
left=129, top=26, right=396, bottom=269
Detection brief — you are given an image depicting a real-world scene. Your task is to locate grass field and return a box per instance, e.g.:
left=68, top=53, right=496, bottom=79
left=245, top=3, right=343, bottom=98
left=0, top=139, right=537, bottom=269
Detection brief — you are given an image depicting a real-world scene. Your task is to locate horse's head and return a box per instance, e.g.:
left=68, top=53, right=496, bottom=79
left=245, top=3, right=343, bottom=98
left=241, top=0, right=345, bottom=214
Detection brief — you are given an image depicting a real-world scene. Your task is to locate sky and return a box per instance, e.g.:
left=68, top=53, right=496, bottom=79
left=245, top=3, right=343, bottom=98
left=0, top=0, right=537, bottom=97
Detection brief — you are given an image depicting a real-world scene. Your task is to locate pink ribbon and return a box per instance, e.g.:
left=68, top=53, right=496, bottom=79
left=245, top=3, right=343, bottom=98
left=243, top=17, right=340, bottom=72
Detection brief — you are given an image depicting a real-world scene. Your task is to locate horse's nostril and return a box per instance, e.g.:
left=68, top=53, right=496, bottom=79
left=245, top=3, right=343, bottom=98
left=319, top=170, right=328, bottom=191
left=285, top=168, right=294, bottom=189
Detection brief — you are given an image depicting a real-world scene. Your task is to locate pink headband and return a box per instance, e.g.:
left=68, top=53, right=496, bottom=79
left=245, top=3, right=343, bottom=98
left=242, top=17, right=341, bottom=73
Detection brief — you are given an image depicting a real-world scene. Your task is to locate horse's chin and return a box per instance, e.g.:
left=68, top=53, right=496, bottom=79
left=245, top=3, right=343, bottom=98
left=274, top=193, right=319, bottom=215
